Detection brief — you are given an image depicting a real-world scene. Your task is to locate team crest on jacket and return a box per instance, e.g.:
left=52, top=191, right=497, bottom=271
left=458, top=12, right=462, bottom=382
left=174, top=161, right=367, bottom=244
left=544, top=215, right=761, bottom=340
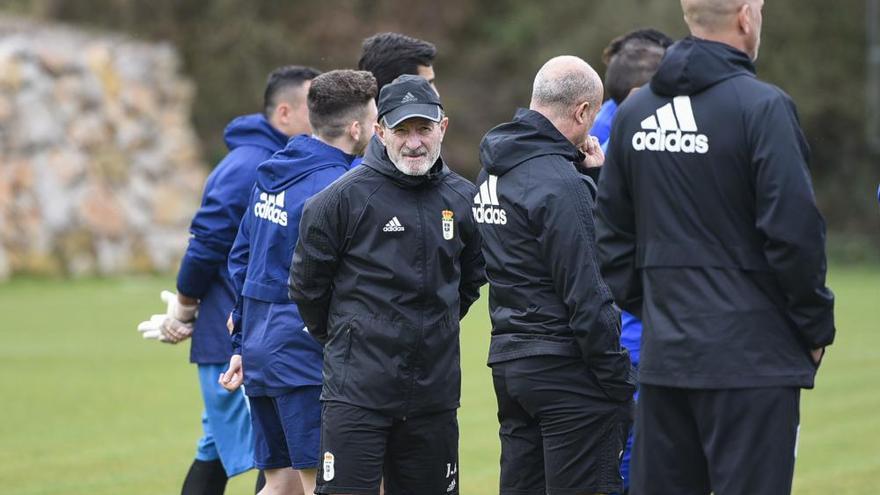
left=442, top=210, right=454, bottom=240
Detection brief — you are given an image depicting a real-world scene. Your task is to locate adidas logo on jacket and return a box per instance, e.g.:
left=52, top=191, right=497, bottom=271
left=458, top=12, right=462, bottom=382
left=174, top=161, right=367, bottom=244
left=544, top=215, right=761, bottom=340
left=631, top=95, right=709, bottom=154
left=472, top=175, right=507, bottom=225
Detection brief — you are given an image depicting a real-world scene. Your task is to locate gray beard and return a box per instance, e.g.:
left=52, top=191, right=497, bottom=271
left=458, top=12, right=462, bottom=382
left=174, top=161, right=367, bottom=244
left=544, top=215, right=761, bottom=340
left=392, top=147, right=440, bottom=176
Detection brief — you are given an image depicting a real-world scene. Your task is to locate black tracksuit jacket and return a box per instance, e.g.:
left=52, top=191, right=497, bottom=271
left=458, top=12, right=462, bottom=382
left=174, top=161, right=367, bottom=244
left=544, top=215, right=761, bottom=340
left=596, top=37, right=835, bottom=389
left=476, top=108, right=636, bottom=402
left=289, top=136, right=486, bottom=417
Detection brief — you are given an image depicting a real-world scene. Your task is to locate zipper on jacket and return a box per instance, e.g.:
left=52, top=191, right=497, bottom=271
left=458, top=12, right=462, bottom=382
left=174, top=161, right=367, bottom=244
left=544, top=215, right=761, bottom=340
left=403, top=194, right=429, bottom=415
left=343, top=325, right=353, bottom=363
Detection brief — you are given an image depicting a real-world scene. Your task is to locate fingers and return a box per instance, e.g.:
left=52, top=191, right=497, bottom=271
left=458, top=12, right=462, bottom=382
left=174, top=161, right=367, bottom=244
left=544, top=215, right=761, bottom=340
left=141, top=329, right=163, bottom=339
left=163, top=322, right=193, bottom=344
left=218, top=369, right=242, bottom=391
left=585, top=135, right=599, bottom=155
left=582, top=135, right=605, bottom=168
left=160, top=290, right=175, bottom=304
left=137, top=314, right=165, bottom=339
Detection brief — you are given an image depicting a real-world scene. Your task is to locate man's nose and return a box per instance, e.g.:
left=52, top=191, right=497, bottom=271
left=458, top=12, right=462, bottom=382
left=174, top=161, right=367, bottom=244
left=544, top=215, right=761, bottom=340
left=405, top=133, right=422, bottom=149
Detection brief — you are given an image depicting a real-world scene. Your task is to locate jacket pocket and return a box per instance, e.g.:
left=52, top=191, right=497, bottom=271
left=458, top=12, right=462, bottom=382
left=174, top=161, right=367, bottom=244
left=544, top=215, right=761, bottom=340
left=323, top=324, right=353, bottom=397
left=589, top=349, right=637, bottom=403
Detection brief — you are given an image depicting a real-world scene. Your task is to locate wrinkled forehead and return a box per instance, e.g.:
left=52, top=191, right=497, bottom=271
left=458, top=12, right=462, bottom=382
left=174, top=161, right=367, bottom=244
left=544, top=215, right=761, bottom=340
left=389, top=116, right=439, bottom=130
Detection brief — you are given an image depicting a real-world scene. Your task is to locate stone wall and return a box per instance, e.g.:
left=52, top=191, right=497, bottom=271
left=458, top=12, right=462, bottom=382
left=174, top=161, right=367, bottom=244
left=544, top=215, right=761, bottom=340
left=0, top=18, right=206, bottom=279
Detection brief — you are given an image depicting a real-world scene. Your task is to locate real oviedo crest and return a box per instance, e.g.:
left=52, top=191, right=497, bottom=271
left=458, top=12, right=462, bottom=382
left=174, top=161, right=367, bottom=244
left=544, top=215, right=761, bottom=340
left=442, top=210, right=454, bottom=240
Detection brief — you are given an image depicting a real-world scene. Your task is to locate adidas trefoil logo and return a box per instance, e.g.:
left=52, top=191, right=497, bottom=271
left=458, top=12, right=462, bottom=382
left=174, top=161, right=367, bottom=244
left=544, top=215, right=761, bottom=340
left=472, top=174, right=507, bottom=225
left=383, top=216, right=405, bottom=232
left=632, top=95, right=709, bottom=154
left=401, top=92, right=418, bottom=104
left=254, top=190, right=288, bottom=226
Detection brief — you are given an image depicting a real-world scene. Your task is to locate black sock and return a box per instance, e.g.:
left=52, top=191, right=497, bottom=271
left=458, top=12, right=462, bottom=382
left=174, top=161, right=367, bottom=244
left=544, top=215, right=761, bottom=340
left=181, top=459, right=228, bottom=495
left=254, top=470, right=266, bottom=494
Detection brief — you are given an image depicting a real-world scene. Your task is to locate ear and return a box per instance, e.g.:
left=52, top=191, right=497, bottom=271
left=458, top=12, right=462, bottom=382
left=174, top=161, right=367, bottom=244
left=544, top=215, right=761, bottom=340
left=349, top=120, right=361, bottom=143
left=438, top=116, right=449, bottom=138
left=738, top=3, right=752, bottom=35
left=574, top=101, right=591, bottom=125
left=275, top=102, right=291, bottom=125
left=374, top=122, right=386, bottom=145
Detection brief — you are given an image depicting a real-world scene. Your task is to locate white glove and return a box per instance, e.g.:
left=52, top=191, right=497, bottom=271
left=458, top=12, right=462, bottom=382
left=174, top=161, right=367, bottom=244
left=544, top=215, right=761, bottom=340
left=136, top=290, right=198, bottom=344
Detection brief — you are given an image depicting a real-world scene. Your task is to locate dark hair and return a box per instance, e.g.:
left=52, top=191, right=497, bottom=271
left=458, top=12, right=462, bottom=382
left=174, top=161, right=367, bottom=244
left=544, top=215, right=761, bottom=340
left=601, top=28, right=673, bottom=65
left=358, top=32, right=436, bottom=94
left=263, top=65, right=322, bottom=118
left=602, top=29, right=673, bottom=103
left=307, top=70, right=377, bottom=139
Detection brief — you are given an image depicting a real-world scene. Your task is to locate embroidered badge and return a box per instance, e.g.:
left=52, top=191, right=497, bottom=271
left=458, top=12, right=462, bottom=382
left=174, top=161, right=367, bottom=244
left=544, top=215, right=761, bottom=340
left=442, top=210, right=454, bottom=240
left=323, top=452, right=335, bottom=481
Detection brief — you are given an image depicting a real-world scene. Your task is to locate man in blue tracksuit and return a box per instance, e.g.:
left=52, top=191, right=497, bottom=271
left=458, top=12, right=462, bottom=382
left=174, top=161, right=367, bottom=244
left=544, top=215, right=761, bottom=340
left=588, top=28, right=672, bottom=494
left=137, top=65, right=319, bottom=495
left=221, top=70, right=378, bottom=495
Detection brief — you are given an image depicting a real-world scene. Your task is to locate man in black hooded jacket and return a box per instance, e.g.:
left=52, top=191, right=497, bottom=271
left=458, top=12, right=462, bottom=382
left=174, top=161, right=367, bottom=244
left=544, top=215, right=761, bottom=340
left=289, top=75, right=485, bottom=495
left=596, top=1, right=835, bottom=494
left=476, top=55, right=635, bottom=495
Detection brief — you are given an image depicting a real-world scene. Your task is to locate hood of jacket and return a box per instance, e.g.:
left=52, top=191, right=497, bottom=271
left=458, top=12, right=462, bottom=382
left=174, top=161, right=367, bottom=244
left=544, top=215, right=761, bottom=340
left=479, top=108, right=583, bottom=176
left=361, top=135, right=451, bottom=188
left=650, top=36, right=756, bottom=97
left=256, top=134, right=356, bottom=193
left=223, top=113, right=290, bottom=153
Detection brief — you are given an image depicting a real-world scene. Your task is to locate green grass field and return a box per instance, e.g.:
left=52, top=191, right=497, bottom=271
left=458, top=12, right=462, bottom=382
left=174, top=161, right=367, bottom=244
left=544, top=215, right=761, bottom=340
left=1, top=265, right=878, bottom=494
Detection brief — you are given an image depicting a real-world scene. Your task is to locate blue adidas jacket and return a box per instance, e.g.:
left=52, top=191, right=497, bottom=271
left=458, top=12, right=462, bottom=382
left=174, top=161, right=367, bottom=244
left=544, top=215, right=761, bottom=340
left=228, top=135, right=355, bottom=396
left=176, top=114, right=289, bottom=364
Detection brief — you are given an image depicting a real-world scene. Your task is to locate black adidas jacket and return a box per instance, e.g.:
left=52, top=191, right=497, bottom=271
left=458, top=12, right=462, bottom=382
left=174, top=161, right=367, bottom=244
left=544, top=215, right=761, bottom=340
left=596, top=37, right=835, bottom=389
left=289, top=136, right=486, bottom=417
left=475, top=108, right=635, bottom=402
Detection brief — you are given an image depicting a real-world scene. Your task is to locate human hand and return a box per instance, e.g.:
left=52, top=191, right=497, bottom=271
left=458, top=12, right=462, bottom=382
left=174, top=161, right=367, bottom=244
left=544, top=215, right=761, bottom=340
left=135, top=290, right=197, bottom=344
left=811, top=347, right=824, bottom=365
left=580, top=135, right=604, bottom=168
left=136, top=313, right=193, bottom=343
left=219, top=355, right=244, bottom=391
left=227, top=313, right=234, bottom=334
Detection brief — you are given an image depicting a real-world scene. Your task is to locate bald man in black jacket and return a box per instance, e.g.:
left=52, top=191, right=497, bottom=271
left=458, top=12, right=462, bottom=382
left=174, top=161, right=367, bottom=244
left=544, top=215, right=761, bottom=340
left=596, top=1, right=835, bottom=493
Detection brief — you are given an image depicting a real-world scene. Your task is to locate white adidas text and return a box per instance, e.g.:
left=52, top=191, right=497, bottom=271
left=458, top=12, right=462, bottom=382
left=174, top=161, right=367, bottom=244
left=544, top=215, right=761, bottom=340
left=254, top=190, right=288, bottom=226
left=473, top=174, right=507, bottom=225
left=632, top=96, right=709, bottom=154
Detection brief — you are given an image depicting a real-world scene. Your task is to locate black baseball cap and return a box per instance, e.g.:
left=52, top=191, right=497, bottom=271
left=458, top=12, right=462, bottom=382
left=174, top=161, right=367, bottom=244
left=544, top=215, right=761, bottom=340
left=377, top=74, right=443, bottom=128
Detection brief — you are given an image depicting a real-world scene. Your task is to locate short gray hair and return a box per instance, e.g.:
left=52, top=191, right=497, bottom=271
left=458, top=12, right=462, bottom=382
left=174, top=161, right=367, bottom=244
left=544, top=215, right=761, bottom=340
left=531, top=56, right=602, bottom=113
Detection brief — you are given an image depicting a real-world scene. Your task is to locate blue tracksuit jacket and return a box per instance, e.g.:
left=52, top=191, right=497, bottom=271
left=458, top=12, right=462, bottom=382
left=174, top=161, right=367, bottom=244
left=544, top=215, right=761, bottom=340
left=176, top=114, right=289, bottom=364
left=228, top=135, right=355, bottom=396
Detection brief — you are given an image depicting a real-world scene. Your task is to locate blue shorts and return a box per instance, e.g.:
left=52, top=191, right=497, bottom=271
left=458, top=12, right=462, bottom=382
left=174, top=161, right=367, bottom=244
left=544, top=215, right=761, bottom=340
left=195, top=363, right=255, bottom=477
left=250, top=386, right=322, bottom=470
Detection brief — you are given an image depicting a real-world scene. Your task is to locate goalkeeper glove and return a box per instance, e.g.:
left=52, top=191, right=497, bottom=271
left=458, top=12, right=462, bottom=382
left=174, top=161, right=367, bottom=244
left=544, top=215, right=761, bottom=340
left=136, top=290, right=198, bottom=344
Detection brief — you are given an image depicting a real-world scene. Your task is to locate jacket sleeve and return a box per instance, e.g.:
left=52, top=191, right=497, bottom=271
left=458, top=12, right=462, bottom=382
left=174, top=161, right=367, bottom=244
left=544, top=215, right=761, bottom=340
left=289, top=187, right=346, bottom=345
left=227, top=193, right=254, bottom=353
left=457, top=195, right=487, bottom=319
left=535, top=167, right=634, bottom=400
left=748, top=92, right=835, bottom=348
left=176, top=148, right=260, bottom=298
left=595, top=122, right=642, bottom=316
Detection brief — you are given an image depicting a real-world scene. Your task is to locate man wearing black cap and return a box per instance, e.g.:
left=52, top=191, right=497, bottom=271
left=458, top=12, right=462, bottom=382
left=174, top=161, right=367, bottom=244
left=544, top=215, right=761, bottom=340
left=289, top=75, right=486, bottom=495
